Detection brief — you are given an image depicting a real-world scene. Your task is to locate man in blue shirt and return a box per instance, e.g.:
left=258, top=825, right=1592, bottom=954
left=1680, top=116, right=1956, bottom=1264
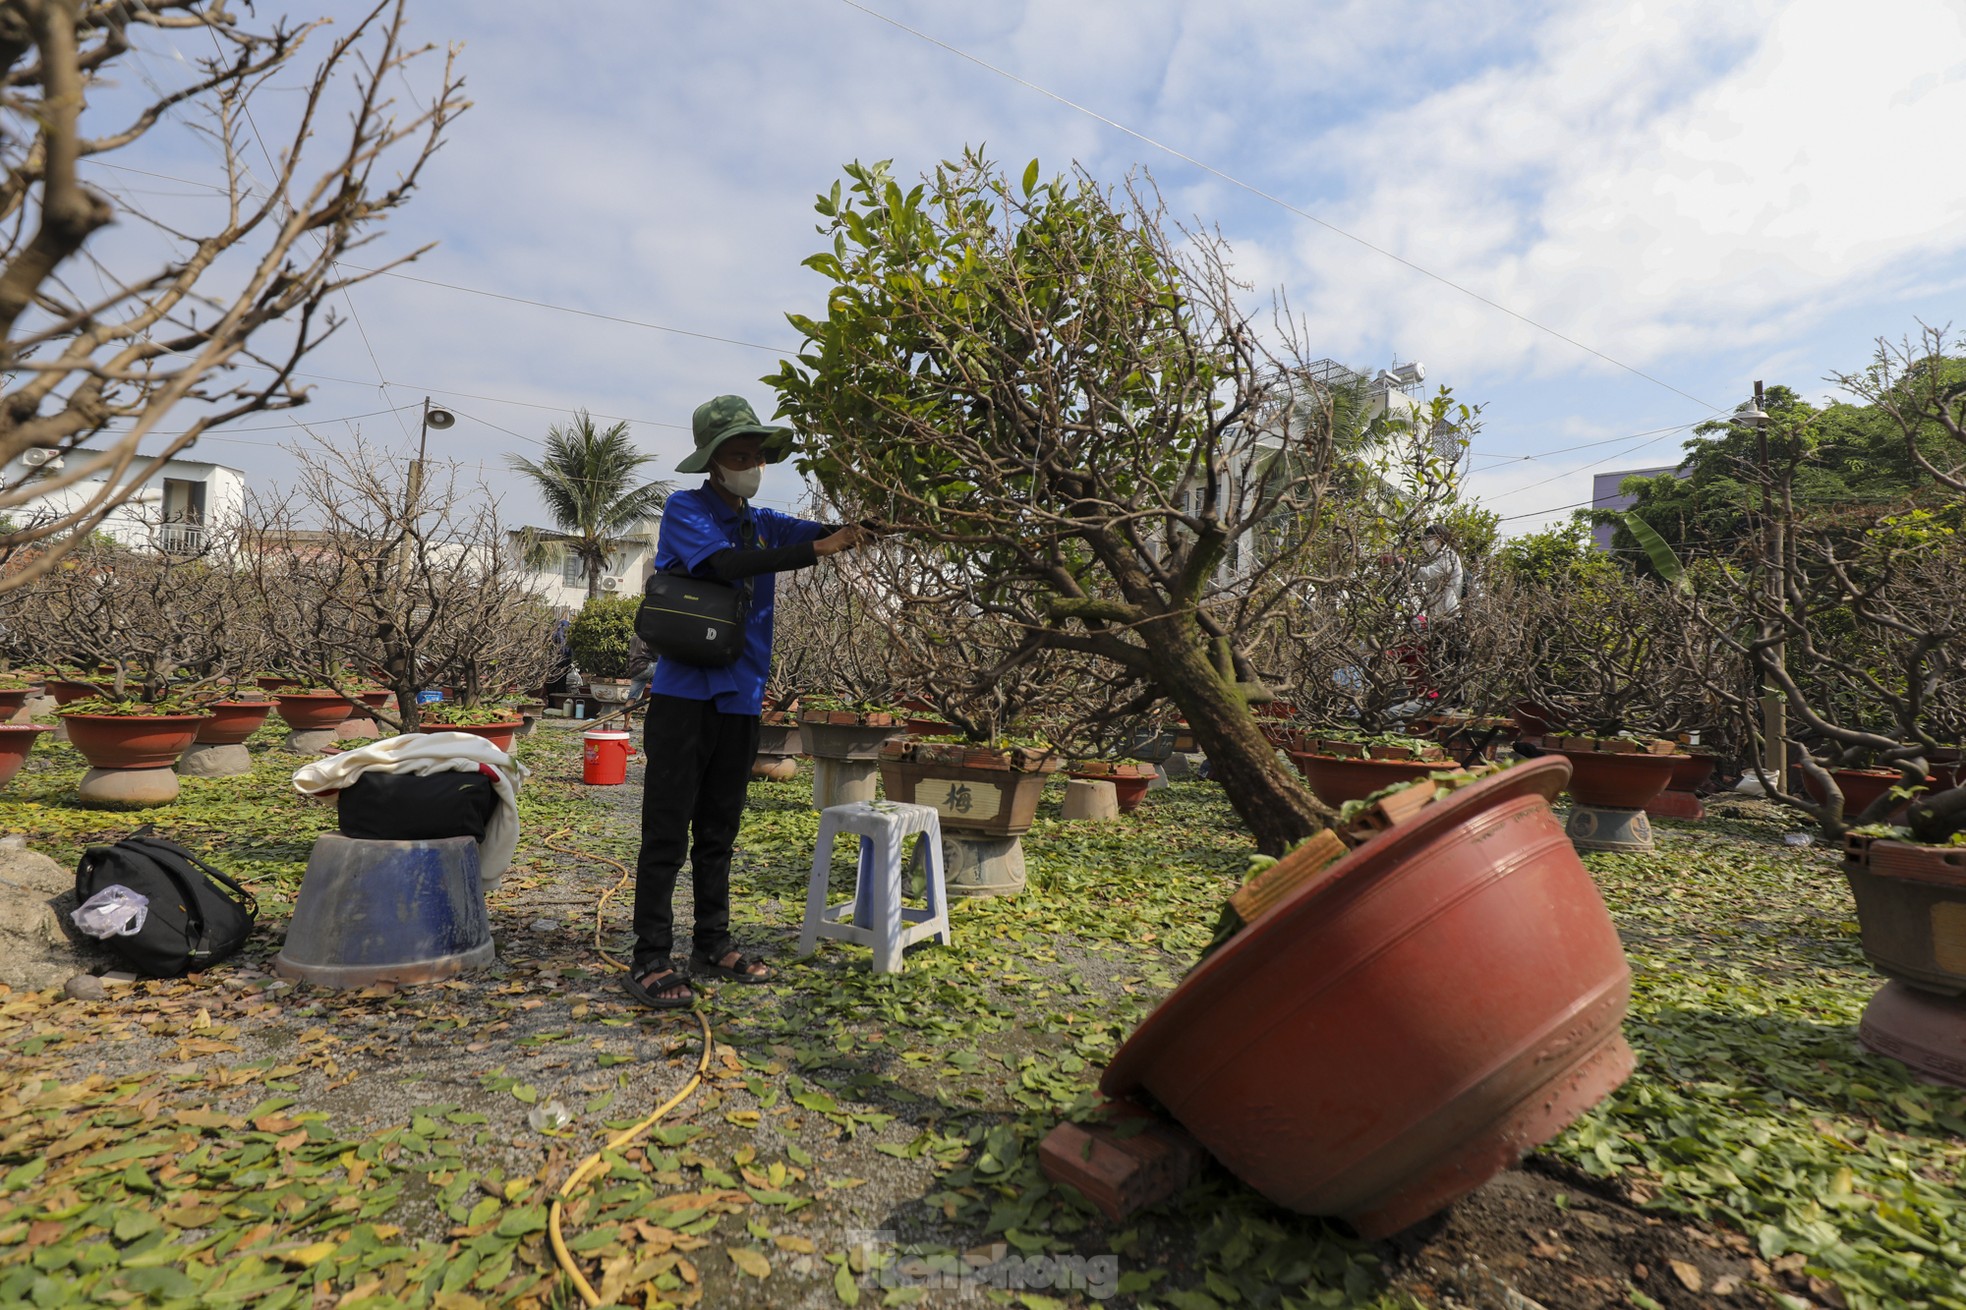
left=625, top=395, right=872, bottom=1010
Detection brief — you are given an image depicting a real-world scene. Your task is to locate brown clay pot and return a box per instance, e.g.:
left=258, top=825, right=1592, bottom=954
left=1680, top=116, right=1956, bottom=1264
left=273, top=691, right=355, bottom=732
left=878, top=757, right=1052, bottom=836
left=427, top=719, right=523, bottom=753
left=46, top=679, right=104, bottom=706
left=195, top=701, right=276, bottom=745
left=60, top=712, right=207, bottom=770
left=1545, top=746, right=1682, bottom=809
left=0, top=724, right=53, bottom=787
left=1843, top=840, right=1966, bottom=997
left=1066, top=768, right=1152, bottom=814
left=799, top=718, right=903, bottom=762
left=0, top=689, right=29, bottom=717
left=1288, top=751, right=1445, bottom=806
left=1100, top=757, right=1633, bottom=1239
left=1666, top=751, right=1716, bottom=792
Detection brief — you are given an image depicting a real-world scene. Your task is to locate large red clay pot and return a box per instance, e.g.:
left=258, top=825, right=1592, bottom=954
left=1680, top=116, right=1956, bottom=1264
left=1545, top=747, right=1682, bottom=810
left=1101, top=758, right=1633, bottom=1239
left=59, top=712, right=207, bottom=770
left=1287, top=751, right=1444, bottom=806
left=195, top=700, right=276, bottom=746
left=0, top=724, right=53, bottom=787
left=0, top=688, right=30, bottom=717
left=273, top=691, right=355, bottom=732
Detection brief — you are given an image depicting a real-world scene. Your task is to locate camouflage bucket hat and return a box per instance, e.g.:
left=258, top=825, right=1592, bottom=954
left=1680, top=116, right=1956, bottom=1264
left=677, top=395, right=794, bottom=474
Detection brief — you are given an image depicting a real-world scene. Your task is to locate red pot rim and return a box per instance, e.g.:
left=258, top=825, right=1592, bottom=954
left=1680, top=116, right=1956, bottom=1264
left=1103, top=757, right=1571, bottom=1095
left=56, top=711, right=210, bottom=724
left=0, top=723, right=53, bottom=735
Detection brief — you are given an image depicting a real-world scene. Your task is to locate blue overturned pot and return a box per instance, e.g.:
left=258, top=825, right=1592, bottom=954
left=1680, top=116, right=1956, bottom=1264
left=274, top=833, right=494, bottom=987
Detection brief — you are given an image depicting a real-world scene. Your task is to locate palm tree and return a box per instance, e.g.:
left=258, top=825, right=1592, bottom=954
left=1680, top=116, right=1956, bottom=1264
left=508, top=411, right=671, bottom=600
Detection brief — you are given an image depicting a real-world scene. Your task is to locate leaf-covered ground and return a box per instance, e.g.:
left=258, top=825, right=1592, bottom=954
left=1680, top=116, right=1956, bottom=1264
left=0, top=726, right=1961, bottom=1309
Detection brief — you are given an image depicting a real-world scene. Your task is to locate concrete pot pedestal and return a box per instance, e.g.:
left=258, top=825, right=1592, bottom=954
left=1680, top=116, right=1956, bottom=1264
left=285, top=728, right=339, bottom=755
left=943, top=833, right=1026, bottom=897
left=813, top=758, right=879, bottom=809
left=178, top=742, right=252, bottom=777
left=78, top=766, right=181, bottom=807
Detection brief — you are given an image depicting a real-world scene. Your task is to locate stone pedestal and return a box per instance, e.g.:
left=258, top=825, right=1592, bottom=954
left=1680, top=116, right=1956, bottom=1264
left=78, top=767, right=180, bottom=807
left=285, top=728, right=339, bottom=755
left=1147, top=766, right=1170, bottom=792
left=1161, top=751, right=1209, bottom=781
left=178, top=742, right=252, bottom=777
left=812, top=757, right=878, bottom=810
left=14, top=695, right=53, bottom=726
left=753, top=755, right=798, bottom=782
left=337, top=716, right=380, bottom=740
left=1061, top=779, right=1121, bottom=821
left=943, top=833, right=1025, bottom=897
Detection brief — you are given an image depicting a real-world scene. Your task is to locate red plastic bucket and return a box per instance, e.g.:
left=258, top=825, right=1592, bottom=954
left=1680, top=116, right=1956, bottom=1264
left=582, top=729, right=634, bottom=785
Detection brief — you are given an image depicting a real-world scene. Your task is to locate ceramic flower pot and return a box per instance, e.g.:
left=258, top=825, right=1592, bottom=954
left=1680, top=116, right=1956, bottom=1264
left=59, top=712, right=208, bottom=770
left=0, top=724, right=53, bottom=787
left=195, top=700, right=276, bottom=746
left=1288, top=751, right=1446, bottom=806
left=273, top=691, right=355, bottom=732
left=0, top=688, right=29, bottom=717
left=1101, top=758, right=1633, bottom=1239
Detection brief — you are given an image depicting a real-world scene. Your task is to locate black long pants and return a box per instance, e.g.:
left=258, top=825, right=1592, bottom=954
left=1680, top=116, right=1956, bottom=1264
left=630, top=694, right=759, bottom=972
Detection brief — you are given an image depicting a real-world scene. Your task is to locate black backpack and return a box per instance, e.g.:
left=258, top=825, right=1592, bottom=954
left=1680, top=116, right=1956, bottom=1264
left=74, top=826, right=259, bottom=977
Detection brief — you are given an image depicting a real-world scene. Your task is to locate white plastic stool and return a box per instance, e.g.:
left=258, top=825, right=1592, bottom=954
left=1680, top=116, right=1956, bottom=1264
left=798, top=800, right=951, bottom=973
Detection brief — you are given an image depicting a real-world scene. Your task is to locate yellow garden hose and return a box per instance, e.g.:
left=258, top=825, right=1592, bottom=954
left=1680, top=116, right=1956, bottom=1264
left=540, top=828, right=713, bottom=1308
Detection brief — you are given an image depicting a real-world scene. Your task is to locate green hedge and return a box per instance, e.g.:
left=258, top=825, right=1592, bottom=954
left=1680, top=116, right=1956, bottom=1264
left=566, top=596, right=638, bottom=679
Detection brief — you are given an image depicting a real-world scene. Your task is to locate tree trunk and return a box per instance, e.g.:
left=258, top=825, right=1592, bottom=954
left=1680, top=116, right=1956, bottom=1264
left=586, top=556, right=600, bottom=602
left=1147, top=628, right=1330, bottom=855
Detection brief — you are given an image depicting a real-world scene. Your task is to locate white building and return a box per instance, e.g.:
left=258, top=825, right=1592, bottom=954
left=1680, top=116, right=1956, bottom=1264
left=4, top=447, right=246, bottom=554
left=509, top=525, right=658, bottom=614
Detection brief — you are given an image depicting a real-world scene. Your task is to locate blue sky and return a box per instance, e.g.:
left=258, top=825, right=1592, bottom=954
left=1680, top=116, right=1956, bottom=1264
left=101, top=0, right=1966, bottom=535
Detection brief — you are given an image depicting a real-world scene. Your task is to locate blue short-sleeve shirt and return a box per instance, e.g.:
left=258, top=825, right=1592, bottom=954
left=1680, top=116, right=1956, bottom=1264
left=644, top=484, right=827, bottom=715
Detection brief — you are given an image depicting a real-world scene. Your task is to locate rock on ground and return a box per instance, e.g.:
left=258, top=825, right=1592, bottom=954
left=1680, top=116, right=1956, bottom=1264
left=0, top=835, right=111, bottom=991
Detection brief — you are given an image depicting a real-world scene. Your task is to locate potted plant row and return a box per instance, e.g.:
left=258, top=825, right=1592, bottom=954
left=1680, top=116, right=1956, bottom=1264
left=797, top=698, right=905, bottom=761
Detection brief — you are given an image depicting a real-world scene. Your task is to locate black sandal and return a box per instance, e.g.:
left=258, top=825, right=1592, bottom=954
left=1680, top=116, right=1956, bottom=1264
left=622, top=964, right=694, bottom=1010
left=691, top=949, right=773, bottom=984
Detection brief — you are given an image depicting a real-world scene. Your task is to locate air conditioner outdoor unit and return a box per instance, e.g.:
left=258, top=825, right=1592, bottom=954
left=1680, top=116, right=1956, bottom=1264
left=600, top=575, right=622, bottom=593
left=20, top=448, right=63, bottom=469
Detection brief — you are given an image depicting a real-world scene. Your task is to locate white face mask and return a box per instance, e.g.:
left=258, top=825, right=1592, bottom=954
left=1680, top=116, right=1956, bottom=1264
left=714, top=462, right=762, bottom=500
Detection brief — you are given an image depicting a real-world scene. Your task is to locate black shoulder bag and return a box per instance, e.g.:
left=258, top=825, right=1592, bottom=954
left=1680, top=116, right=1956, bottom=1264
left=74, top=825, right=259, bottom=977
left=634, top=513, right=758, bottom=668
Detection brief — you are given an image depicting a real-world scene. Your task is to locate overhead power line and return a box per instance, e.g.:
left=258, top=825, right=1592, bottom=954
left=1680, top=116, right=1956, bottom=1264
left=837, top=0, right=1726, bottom=415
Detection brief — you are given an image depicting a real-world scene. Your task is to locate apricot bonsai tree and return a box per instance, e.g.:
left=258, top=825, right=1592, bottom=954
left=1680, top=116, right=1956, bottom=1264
left=771, top=152, right=1440, bottom=852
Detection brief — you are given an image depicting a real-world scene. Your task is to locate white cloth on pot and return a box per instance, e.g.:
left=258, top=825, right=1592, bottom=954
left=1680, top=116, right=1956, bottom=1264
left=291, top=732, right=528, bottom=886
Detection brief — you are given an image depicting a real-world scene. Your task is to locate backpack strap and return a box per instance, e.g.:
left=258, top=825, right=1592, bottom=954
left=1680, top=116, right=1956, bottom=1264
left=121, top=836, right=259, bottom=923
